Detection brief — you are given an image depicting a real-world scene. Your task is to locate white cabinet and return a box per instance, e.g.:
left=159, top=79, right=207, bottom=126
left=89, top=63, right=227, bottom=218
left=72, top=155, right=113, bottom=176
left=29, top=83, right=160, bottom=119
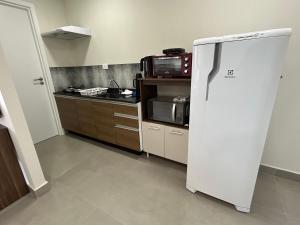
left=142, top=122, right=165, bottom=157
left=165, top=126, right=189, bottom=164
left=142, top=121, right=189, bottom=164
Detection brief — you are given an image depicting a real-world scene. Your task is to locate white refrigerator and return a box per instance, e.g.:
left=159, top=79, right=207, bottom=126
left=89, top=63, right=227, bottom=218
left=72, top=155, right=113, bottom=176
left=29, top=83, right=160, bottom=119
left=186, top=28, right=291, bottom=212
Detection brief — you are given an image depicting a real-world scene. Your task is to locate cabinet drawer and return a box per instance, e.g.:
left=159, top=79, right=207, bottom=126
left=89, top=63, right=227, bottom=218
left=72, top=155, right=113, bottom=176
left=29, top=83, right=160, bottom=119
left=115, top=126, right=140, bottom=151
left=115, top=115, right=139, bottom=128
left=165, top=127, right=188, bottom=164
left=114, top=104, right=138, bottom=116
left=142, top=122, right=164, bottom=157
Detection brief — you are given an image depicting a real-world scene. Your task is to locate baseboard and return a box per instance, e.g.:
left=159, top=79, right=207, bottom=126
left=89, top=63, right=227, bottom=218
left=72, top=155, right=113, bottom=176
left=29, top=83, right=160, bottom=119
left=28, top=181, right=51, bottom=198
left=260, top=164, right=300, bottom=182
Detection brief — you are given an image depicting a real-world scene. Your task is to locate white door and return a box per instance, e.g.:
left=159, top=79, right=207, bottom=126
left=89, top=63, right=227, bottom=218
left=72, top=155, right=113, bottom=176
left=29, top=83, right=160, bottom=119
left=0, top=3, right=58, bottom=143
left=187, top=35, right=290, bottom=210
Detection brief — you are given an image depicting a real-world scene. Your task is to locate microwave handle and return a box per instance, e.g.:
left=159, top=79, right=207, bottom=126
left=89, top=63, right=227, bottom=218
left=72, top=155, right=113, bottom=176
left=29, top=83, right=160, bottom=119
left=172, top=103, right=177, bottom=122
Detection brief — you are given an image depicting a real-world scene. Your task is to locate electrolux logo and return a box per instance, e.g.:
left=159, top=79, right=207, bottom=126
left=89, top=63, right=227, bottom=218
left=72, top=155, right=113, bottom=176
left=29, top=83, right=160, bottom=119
left=225, top=69, right=235, bottom=79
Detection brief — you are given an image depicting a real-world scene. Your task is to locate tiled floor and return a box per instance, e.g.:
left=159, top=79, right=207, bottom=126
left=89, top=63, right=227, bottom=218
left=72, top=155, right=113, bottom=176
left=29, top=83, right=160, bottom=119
left=1, top=134, right=300, bottom=225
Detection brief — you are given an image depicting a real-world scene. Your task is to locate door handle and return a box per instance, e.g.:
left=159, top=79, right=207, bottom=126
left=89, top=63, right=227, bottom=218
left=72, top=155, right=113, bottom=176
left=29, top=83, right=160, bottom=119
left=33, top=81, right=45, bottom=85
left=33, top=77, right=43, bottom=82
left=206, top=43, right=222, bottom=101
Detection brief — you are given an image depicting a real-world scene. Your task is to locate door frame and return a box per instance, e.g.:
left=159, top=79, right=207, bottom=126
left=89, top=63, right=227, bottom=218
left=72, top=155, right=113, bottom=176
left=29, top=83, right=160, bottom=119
left=0, top=0, right=64, bottom=137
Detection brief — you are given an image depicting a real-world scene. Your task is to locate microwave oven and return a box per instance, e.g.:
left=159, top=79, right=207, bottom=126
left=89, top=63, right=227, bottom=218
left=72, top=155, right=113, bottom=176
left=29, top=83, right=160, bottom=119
left=147, top=96, right=190, bottom=125
left=140, top=53, right=192, bottom=77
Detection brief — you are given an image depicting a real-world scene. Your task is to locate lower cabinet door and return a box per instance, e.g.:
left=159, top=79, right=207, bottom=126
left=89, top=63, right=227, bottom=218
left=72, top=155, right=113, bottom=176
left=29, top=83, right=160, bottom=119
left=96, top=124, right=116, bottom=144
left=115, top=125, right=140, bottom=151
left=142, top=122, right=164, bottom=157
left=0, top=126, right=29, bottom=210
left=164, top=126, right=189, bottom=164
left=55, top=97, right=79, bottom=132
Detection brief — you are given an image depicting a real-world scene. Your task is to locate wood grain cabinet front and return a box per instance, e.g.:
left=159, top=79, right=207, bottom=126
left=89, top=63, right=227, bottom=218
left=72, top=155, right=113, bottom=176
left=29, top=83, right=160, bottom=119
left=76, top=99, right=97, bottom=138
left=55, top=96, right=141, bottom=152
left=114, top=104, right=138, bottom=116
left=92, top=101, right=116, bottom=144
left=0, top=125, right=29, bottom=210
left=115, top=125, right=140, bottom=151
left=55, top=96, right=79, bottom=132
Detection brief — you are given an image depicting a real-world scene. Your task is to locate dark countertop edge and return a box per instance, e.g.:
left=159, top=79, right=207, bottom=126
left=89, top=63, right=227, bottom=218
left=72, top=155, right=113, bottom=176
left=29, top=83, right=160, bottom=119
left=53, top=92, right=140, bottom=104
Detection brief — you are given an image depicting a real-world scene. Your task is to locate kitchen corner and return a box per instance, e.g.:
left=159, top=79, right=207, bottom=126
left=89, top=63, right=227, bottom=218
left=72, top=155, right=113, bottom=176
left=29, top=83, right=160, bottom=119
left=51, top=63, right=143, bottom=153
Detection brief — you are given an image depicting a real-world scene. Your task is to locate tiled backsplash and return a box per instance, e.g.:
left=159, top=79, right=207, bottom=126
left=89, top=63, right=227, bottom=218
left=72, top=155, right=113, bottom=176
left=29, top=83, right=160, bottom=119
left=50, top=63, right=140, bottom=92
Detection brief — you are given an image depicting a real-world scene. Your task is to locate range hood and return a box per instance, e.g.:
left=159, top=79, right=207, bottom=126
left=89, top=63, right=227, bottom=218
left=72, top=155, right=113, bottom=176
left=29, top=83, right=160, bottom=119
left=41, top=26, right=91, bottom=40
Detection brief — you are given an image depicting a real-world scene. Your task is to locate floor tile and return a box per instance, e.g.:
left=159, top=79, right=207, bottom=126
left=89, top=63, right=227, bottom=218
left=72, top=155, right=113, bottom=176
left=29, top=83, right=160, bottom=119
left=1, top=134, right=300, bottom=225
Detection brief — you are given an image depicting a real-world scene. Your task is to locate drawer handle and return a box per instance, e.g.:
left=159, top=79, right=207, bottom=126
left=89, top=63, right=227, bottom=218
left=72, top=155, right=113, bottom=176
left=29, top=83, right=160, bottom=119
left=170, top=131, right=184, bottom=136
left=115, top=124, right=139, bottom=132
left=149, top=126, right=160, bottom=130
left=114, top=113, right=138, bottom=120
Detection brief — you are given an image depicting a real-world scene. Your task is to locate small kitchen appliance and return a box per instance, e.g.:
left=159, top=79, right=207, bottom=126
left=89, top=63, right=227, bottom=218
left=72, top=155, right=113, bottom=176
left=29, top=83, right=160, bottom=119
left=147, top=96, right=189, bottom=125
left=140, top=48, right=192, bottom=78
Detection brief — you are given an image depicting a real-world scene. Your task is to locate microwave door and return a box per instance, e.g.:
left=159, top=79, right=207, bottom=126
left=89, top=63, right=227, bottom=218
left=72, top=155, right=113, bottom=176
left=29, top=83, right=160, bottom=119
left=152, top=101, right=174, bottom=123
left=153, top=56, right=182, bottom=76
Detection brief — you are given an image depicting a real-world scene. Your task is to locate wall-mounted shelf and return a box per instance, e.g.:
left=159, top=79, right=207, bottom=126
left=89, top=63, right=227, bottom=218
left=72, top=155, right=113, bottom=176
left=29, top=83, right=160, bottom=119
left=139, top=78, right=191, bottom=86
left=139, top=77, right=191, bottom=122
left=41, top=26, right=91, bottom=40
left=143, top=119, right=189, bottom=130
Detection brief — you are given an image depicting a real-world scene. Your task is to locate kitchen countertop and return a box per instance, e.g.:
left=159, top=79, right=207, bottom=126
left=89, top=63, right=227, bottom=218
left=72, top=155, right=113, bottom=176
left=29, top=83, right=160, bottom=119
left=54, top=92, right=140, bottom=104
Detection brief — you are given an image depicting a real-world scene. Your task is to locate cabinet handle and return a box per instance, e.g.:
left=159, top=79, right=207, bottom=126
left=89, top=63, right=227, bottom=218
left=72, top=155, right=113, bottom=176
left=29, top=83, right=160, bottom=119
left=114, top=112, right=138, bottom=120
left=170, top=131, right=184, bottom=136
left=115, top=124, right=139, bottom=132
left=149, top=126, right=160, bottom=130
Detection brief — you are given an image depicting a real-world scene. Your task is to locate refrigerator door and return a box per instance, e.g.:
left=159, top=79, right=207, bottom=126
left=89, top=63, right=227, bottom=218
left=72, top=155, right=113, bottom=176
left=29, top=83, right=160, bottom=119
left=187, top=35, right=290, bottom=212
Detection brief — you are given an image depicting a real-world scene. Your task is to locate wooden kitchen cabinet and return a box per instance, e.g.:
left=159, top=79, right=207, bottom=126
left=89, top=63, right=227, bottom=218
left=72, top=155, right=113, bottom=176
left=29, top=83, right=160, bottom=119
left=55, top=96, right=79, bottom=132
left=0, top=125, right=29, bottom=210
left=93, top=101, right=116, bottom=144
left=164, top=126, right=189, bottom=164
left=115, top=126, right=140, bottom=151
left=142, top=121, right=189, bottom=164
left=55, top=95, right=141, bottom=152
left=114, top=104, right=138, bottom=116
left=142, top=122, right=165, bottom=157
left=114, top=104, right=140, bottom=151
left=77, top=100, right=97, bottom=138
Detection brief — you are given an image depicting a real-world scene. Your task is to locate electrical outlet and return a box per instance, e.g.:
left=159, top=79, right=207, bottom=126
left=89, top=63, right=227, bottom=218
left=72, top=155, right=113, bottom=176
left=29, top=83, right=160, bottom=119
left=102, top=64, right=109, bottom=70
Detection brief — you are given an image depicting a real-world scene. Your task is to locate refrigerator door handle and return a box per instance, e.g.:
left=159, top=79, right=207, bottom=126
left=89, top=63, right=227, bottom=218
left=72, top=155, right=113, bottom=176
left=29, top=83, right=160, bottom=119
left=206, top=43, right=222, bottom=101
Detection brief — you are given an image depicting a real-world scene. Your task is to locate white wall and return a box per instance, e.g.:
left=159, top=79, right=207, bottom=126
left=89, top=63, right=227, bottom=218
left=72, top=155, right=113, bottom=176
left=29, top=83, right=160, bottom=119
left=29, top=0, right=300, bottom=174
left=24, top=0, right=75, bottom=67
left=0, top=45, right=48, bottom=191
